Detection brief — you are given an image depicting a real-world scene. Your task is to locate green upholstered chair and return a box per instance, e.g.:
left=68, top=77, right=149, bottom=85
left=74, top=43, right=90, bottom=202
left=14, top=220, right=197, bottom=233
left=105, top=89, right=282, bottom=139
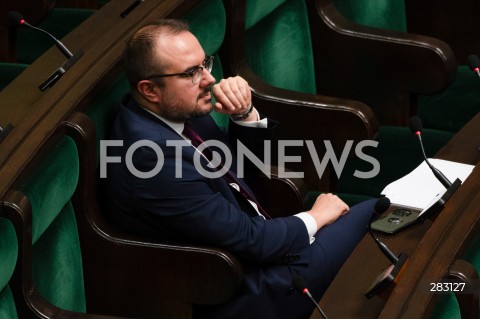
left=1, top=127, right=129, bottom=319
left=222, top=0, right=380, bottom=205
left=0, top=217, right=19, bottom=319
left=78, top=1, right=242, bottom=317
left=221, top=0, right=453, bottom=203
left=328, top=0, right=480, bottom=133
left=75, top=1, right=308, bottom=317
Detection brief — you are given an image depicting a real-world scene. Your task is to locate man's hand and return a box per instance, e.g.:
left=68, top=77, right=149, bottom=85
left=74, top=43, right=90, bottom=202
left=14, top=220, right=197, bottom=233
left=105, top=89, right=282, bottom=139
left=212, top=76, right=257, bottom=121
left=307, top=193, right=349, bottom=231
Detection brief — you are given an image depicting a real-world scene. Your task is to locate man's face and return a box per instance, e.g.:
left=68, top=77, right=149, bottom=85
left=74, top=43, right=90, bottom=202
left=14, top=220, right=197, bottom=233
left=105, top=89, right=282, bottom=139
left=153, top=31, right=216, bottom=122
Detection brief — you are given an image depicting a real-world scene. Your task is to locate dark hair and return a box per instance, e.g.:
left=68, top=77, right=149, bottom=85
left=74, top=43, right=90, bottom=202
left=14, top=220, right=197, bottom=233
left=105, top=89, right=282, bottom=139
left=123, top=19, right=190, bottom=88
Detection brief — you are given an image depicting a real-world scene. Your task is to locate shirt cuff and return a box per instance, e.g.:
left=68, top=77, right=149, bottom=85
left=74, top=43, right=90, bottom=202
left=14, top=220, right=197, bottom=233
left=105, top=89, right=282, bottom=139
left=232, top=109, right=268, bottom=128
left=295, top=212, right=317, bottom=244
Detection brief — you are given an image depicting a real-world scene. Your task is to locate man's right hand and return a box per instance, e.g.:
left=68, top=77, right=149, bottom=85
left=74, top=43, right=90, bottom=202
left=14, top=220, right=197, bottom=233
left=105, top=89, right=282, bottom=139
left=307, top=193, right=349, bottom=231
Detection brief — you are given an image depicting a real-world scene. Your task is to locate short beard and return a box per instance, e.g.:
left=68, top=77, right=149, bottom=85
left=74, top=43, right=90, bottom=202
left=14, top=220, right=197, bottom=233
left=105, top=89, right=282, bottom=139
left=159, top=91, right=213, bottom=123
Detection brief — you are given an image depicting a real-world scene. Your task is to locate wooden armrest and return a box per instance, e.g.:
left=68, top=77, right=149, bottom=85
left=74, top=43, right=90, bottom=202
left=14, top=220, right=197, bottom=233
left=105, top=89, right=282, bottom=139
left=448, top=259, right=479, bottom=319
left=306, top=0, right=457, bottom=125
left=65, top=112, right=243, bottom=318
left=246, top=165, right=309, bottom=217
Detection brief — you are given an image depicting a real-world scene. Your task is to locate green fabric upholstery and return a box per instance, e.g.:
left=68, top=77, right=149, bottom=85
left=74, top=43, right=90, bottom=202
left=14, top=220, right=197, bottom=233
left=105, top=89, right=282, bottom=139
left=331, top=0, right=407, bottom=32
left=16, top=8, right=94, bottom=64
left=22, top=137, right=79, bottom=243
left=427, top=232, right=480, bottom=319
left=185, top=0, right=228, bottom=128
left=242, top=0, right=451, bottom=201
left=0, top=63, right=28, bottom=91
left=337, top=126, right=453, bottom=197
left=245, top=0, right=286, bottom=29
left=245, top=0, right=316, bottom=94
left=418, top=66, right=480, bottom=132
left=0, top=286, right=18, bottom=319
left=21, top=136, right=86, bottom=313
left=0, top=218, right=18, bottom=319
left=86, top=73, right=130, bottom=164
left=331, top=0, right=480, bottom=133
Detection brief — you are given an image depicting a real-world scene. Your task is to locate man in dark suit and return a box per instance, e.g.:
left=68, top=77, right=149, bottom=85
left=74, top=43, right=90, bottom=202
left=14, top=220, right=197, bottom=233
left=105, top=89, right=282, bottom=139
left=104, top=19, right=377, bottom=319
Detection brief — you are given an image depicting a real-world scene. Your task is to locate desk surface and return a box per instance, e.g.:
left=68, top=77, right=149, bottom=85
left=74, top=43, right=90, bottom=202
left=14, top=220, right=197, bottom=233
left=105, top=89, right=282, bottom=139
left=315, top=112, right=480, bottom=318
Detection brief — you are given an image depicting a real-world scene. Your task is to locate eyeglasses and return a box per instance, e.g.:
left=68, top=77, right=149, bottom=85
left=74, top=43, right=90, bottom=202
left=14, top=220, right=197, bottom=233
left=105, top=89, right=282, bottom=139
left=145, top=56, right=214, bottom=85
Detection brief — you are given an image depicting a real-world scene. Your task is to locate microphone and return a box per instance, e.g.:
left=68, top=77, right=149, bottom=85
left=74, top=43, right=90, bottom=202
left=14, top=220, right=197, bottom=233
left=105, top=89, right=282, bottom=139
left=293, top=276, right=328, bottom=319
left=365, top=197, right=409, bottom=299
left=409, top=116, right=452, bottom=188
left=467, top=54, right=480, bottom=79
left=8, top=11, right=73, bottom=59
left=7, top=11, right=83, bottom=91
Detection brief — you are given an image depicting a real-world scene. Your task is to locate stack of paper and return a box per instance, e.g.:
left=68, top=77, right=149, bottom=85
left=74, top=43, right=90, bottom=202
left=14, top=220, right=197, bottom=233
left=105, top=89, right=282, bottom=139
left=381, top=159, right=474, bottom=212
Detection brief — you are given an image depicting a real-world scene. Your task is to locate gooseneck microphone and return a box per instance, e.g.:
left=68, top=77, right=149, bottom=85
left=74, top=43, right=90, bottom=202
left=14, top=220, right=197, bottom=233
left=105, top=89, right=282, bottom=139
left=7, top=10, right=83, bottom=91
left=366, top=197, right=409, bottom=299
left=467, top=54, right=480, bottom=79
left=409, top=116, right=452, bottom=188
left=8, top=11, right=73, bottom=59
left=293, top=276, right=328, bottom=319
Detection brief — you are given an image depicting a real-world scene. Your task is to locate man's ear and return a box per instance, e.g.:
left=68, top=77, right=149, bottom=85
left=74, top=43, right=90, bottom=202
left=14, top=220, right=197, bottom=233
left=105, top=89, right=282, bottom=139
left=137, top=80, right=161, bottom=103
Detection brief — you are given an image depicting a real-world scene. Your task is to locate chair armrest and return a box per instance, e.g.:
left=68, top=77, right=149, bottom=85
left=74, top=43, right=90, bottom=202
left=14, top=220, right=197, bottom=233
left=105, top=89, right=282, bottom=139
left=307, top=0, right=458, bottom=125
left=448, top=259, right=480, bottom=319
left=246, top=165, right=309, bottom=218
left=222, top=61, right=378, bottom=192
left=65, top=112, right=243, bottom=318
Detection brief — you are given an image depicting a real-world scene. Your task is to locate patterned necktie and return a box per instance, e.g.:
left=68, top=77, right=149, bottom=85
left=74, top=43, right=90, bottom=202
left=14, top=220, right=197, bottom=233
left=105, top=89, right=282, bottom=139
left=182, top=122, right=270, bottom=219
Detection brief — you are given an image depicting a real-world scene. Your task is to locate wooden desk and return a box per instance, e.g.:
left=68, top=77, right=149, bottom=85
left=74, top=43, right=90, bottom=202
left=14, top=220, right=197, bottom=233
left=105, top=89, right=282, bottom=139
left=315, top=113, right=480, bottom=318
left=0, top=0, right=199, bottom=196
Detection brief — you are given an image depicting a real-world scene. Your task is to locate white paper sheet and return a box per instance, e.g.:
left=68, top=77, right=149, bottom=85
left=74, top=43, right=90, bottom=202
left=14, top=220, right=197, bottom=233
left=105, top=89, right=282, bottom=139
left=380, top=159, right=474, bottom=209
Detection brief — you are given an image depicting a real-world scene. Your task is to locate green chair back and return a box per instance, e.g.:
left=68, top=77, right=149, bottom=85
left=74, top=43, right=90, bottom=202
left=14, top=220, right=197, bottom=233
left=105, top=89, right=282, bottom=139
left=185, top=0, right=228, bottom=128
left=0, top=218, right=19, bottom=319
left=331, top=0, right=479, bottom=133
left=245, top=0, right=316, bottom=95
left=331, top=0, right=406, bottom=32
left=21, top=136, right=86, bottom=313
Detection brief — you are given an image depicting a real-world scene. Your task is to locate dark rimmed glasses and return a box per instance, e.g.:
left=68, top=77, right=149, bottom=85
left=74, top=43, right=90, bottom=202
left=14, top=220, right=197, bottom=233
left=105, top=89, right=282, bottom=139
left=145, top=55, right=214, bottom=85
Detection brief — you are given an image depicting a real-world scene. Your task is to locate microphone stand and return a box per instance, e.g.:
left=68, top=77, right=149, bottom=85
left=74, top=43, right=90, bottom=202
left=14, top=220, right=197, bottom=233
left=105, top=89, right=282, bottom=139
left=365, top=219, right=409, bottom=299
left=0, top=124, right=14, bottom=144
left=39, top=51, right=83, bottom=91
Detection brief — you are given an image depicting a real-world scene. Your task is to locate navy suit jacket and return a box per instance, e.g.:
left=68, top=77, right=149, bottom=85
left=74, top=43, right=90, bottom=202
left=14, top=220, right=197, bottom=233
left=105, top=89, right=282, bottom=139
left=104, top=95, right=312, bottom=265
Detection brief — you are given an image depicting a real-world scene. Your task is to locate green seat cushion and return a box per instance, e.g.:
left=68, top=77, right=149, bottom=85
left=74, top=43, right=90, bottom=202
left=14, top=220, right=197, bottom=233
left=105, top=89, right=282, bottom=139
left=32, top=202, right=86, bottom=312
left=427, top=293, right=460, bottom=319
left=245, top=0, right=316, bottom=94
left=16, top=8, right=95, bottom=64
left=0, top=286, right=18, bottom=319
left=337, top=126, right=454, bottom=197
left=418, top=66, right=480, bottom=132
